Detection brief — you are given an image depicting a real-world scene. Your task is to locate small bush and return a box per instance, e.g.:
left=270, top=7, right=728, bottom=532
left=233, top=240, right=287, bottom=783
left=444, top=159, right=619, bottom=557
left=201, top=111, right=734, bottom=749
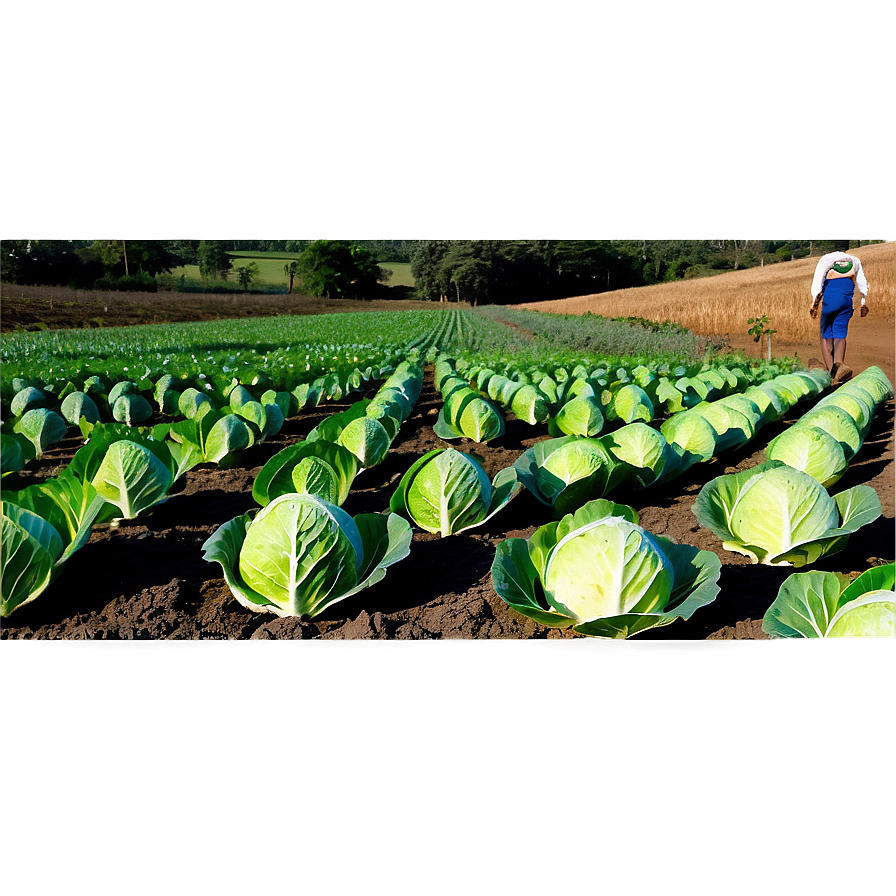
left=93, top=272, right=158, bottom=292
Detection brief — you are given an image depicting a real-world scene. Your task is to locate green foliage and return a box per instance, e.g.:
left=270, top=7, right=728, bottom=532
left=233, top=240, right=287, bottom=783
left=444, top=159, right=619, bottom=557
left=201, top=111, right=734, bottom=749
left=93, top=271, right=159, bottom=292
left=478, top=306, right=704, bottom=362
left=198, top=240, right=233, bottom=280
left=296, top=240, right=382, bottom=299
left=1, top=239, right=103, bottom=287
left=763, top=564, right=895, bottom=638
left=236, top=261, right=260, bottom=291
left=747, top=314, right=777, bottom=343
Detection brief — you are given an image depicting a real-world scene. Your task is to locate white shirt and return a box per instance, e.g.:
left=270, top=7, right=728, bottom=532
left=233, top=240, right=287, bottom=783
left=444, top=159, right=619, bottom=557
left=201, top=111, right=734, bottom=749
left=810, top=251, right=869, bottom=302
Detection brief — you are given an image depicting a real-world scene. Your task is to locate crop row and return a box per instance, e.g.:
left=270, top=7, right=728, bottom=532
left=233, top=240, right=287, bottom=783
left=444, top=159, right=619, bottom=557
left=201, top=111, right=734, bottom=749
left=1, top=309, right=891, bottom=638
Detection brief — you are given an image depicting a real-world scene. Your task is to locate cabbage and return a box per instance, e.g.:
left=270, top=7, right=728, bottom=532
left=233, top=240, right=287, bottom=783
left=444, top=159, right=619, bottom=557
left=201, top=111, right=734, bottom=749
left=434, top=387, right=506, bottom=443
left=693, top=460, right=882, bottom=566
left=178, top=387, right=215, bottom=421
left=1, top=502, right=64, bottom=616
left=510, top=384, right=551, bottom=425
left=763, top=564, right=895, bottom=638
left=514, top=435, right=621, bottom=517
left=202, top=494, right=412, bottom=618
left=612, top=384, right=654, bottom=424
left=112, top=393, right=153, bottom=426
left=600, top=422, right=675, bottom=488
left=548, top=395, right=604, bottom=438
left=60, top=391, right=101, bottom=427
left=389, top=448, right=521, bottom=537
left=253, top=440, right=358, bottom=507
left=1, top=471, right=110, bottom=616
left=10, top=386, right=48, bottom=417
left=337, top=415, right=393, bottom=468
left=765, top=425, right=848, bottom=488
left=491, top=499, right=721, bottom=638
left=13, top=408, right=68, bottom=458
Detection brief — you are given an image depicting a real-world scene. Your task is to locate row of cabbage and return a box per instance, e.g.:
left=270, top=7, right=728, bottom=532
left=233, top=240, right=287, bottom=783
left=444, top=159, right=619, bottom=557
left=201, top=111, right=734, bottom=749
left=0, top=309, right=522, bottom=473
left=4, top=358, right=891, bottom=636
left=489, top=365, right=894, bottom=638
left=506, top=367, right=831, bottom=516
left=692, top=365, right=892, bottom=569
left=0, top=310, right=453, bottom=403
left=0, top=354, right=401, bottom=476
left=432, top=351, right=791, bottom=443
left=0, top=361, right=424, bottom=617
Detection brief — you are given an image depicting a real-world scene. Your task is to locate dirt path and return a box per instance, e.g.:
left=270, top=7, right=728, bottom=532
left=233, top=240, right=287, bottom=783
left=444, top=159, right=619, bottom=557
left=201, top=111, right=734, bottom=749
left=723, top=313, right=895, bottom=386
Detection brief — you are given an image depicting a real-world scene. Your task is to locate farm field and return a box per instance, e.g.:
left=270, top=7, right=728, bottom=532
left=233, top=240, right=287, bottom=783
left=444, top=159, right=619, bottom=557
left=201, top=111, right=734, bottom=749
left=2, top=305, right=893, bottom=641
left=515, top=242, right=895, bottom=349
left=0, top=283, right=434, bottom=332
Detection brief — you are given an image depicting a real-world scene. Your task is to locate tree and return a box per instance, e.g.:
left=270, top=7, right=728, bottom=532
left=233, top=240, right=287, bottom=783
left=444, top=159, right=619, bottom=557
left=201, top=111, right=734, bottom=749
left=441, top=241, right=505, bottom=305
left=283, top=260, right=300, bottom=294
left=198, top=241, right=233, bottom=280
left=87, top=240, right=179, bottom=278
left=169, top=240, right=200, bottom=265
left=236, top=261, right=260, bottom=291
left=1, top=239, right=101, bottom=287
left=348, top=243, right=383, bottom=296
left=410, top=240, right=453, bottom=301
left=706, top=239, right=763, bottom=271
left=296, top=240, right=383, bottom=299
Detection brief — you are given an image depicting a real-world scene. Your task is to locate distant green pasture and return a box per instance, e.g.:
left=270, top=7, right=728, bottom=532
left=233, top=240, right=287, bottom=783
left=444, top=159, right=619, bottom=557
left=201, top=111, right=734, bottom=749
left=377, top=261, right=415, bottom=288
left=162, top=251, right=415, bottom=290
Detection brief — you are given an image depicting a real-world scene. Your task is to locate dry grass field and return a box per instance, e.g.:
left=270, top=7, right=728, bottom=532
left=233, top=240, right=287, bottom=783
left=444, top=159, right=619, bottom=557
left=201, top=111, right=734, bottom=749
left=515, top=242, right=894, bottom=344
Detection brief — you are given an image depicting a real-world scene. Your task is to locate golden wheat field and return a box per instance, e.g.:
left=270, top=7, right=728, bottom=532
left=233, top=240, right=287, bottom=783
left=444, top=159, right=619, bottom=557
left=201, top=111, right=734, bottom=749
left=515, top=242, right=895, bottom=343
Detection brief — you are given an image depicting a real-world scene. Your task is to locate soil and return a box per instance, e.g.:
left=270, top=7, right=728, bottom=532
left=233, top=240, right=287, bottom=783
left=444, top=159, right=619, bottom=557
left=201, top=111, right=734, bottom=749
left=2, top=366, right=893, bottom=641
left=723, top=311, right=895, bottom=388
left=0, top=283, right=435, bottom=332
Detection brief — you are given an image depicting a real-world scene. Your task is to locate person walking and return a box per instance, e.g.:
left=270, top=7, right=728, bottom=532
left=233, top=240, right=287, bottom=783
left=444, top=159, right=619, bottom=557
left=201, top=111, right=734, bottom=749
left=809, top=247, right=869, bottom=383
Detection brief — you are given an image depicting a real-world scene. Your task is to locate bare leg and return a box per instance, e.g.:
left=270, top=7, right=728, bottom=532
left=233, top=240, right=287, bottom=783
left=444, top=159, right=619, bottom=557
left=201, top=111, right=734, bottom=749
left=833, top=339, right=847, bottom=366
left=820, top=337, right=834, bottom=370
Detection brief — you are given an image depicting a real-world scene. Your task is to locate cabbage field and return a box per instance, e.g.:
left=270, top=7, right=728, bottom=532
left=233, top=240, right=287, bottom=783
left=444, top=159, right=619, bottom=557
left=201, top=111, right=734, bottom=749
left=2, top=307, right=893, bottom=639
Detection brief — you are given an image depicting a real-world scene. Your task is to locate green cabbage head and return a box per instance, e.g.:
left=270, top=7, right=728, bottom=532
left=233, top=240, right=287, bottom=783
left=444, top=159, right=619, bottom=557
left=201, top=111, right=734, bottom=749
left=202, top=494, right=412, bottom=618
left=514, top=435, right=624, bottom=517
left=491, top=499, right=722, bottom=638
left=693, top=460, right=882, bottom=567
left=389, top=448, right=521, bottom=536
left=763, top=564, right=895, bottom=638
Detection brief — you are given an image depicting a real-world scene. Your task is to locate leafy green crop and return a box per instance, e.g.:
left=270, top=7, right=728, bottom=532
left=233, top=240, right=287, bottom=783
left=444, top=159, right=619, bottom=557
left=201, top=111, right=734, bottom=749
left=491, top=499, right=722, bottom=638
left=763, top=564, right=895, bottom=638
left=693, top=461, right=882, bottom=567
left=389, top=448, right=521, bottom=537
left=202, top=494, right=412, bottom=618
left=1, top=469, right=111, bottom=616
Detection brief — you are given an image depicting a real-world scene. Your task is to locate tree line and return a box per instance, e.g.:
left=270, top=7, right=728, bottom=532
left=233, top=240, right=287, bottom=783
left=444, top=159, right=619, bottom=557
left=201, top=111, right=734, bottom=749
left=408, top=239, right=884, bottom=305
left=1, top=238, right=883, bottom=302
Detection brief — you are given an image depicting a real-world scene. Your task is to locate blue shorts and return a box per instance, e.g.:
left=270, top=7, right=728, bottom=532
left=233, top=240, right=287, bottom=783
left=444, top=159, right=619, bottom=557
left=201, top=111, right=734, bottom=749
left=819, top=278, right=854, bottom=339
